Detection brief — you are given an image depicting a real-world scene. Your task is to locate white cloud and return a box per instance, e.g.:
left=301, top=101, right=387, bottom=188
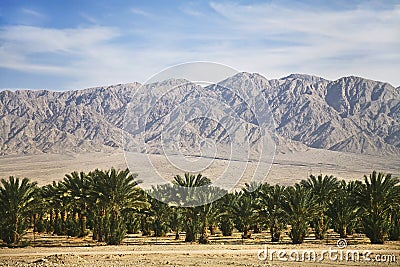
left=80, top=12, right=99, bottom=24
left=21, top=8, right=45, bottom=19
left=131, top=8, right=152, bottom=17
left=208, top=2, right=400, bottom=85
left=0, top=25, right=165, bottom=90
left=0, top=25, right=120, bottom=54
left=179, top=3, right=204, bottom=17
left=0, top=25, right=126, bottom=87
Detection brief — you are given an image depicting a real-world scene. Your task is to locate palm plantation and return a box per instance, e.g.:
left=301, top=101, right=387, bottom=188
left=1, top=170, right=399, bottom=246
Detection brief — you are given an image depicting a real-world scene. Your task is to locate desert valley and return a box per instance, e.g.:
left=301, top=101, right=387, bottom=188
left=1, top=72, right=399, bottom=266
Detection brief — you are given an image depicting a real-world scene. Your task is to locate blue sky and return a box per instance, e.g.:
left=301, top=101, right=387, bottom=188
left=0, top=0, right=399, bottom=90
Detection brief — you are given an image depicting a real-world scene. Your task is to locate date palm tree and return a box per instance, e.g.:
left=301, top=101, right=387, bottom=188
left=388, top=179, right=400, bottom=241
left=40, top=182, right=58, bottom=234
left=356, top=171, right=400, bottom=244
left=173, top=173, right=211, bottom=188
left=62, top=171, right=92, bottom=237
left=230, top=190, right=258, bottom=239
left=41, top=181, right=71, bottom=236
left=168, top=206, right=184, bottom=240
left=217, top=193, right=235, bottom=236
left=30, top=186, right=49, bottom=234
left=283, top=184, right=316, bottom=244
left=301, top=174, right=339, bottom=239
left=258, top=183, right=287, bottom=242
left=148, top=197, right=171, bottom=237
left=243, top=182, right=263, bottom=233
left=0, top=176, right=38, bottom=245
left=328, top=180, right=362, bottom=238
left=173, top=173, right=211, bottom=242
left=388, top=206, right=400, bottom=241
left=196, top=186, right=226, bottom=244
left=148, top=183, right=180, bottom=237
left=90, top=168, right=147, bottom=245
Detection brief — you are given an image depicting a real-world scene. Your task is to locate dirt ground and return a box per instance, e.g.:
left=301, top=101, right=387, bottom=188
left=1, top=243, right=399, bottom=267
left=1, top=232, right=399, bottom=267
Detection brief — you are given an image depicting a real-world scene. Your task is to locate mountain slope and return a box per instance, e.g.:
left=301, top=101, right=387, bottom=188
left=0, top=74, right=398, bottom=156
left=0, top=83, right=140, bottom=155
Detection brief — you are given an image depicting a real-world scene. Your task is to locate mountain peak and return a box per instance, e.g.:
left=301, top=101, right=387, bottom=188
left=283, top=73, right=326, bottom=83
left=221, top=72, right=267, bottom=82
left=335, top=75, right=397, bottom=88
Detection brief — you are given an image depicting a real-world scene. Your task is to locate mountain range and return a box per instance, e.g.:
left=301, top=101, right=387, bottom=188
left=0, top=73, right=399, bottom=157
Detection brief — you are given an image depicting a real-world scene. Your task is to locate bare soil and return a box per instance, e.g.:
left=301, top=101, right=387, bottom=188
left=1, top=231, right=399, bottom=266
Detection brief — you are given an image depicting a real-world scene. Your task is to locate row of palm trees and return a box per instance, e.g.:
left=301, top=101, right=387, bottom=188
left=0, top=170, right=399, bottom=246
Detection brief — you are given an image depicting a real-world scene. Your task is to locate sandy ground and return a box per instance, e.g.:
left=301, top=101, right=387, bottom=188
left=0, top=148, right=398, bottom=186
left=1, top=238, right=399, bottom=266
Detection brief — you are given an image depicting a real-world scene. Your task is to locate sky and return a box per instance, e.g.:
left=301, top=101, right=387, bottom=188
left=0, top=0, right=399, bottom=90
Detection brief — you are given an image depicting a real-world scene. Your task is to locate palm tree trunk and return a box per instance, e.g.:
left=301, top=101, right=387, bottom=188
left=32, top=214, right=37, bottom=232
left=61, top=210, right=67, bottom=234
left=339, top=226, right=347, bottom=238
left=209, top=224, right=216, bottom=235
left=79, top=213, right=87, bottom=237
left=175, top=231, right=180, bottom=240
left=199, top=226, right=208, bottom=244
left=270, top=224, right=281, bottom=242
left=253, top=223, right=262, bottom=233
left=13, top=214, right=18, bottom=244
left=185, top=227, right=195, bottom=242
left=315, top=214, right=325, bottom=240
left=242, top=226, right=251, bottom=239
left=141, top=215, right=151, bottom=236
left=199, top=218, right=209, bottom=244
left=185, top=221, right=196, bottom=242
left=49, top=209, right=54, bottom=233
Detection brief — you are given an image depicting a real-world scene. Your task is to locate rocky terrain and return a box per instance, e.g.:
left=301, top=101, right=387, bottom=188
left=0, top=73, right=399, bottom=156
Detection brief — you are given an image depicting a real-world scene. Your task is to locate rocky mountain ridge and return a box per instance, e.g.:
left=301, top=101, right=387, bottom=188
left=0, top=74, right=398, bottom=156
